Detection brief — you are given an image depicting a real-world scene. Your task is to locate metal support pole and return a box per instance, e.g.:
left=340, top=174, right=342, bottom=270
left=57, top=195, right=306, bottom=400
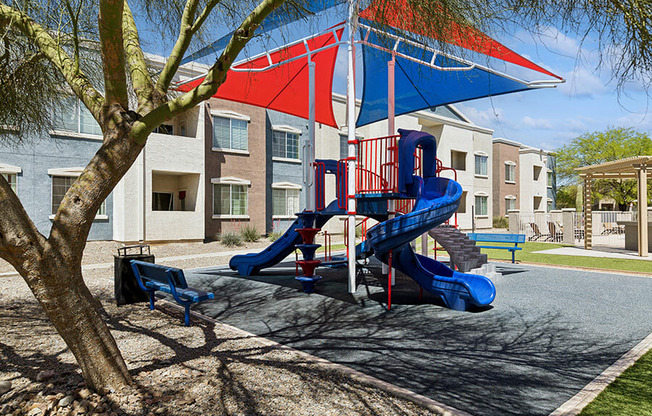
left=346, top=0, right=359, bottom=294
left=584, top=175, right=592, bottom=250
left=305, top=60, right=316, bottom=212
left=384, top=56, right=397, bottom=282
left=141, top=146, right=147, bottom=243
left=636, top=165, right=648, bottom=257
left=387, top=250, right=392, bottom=310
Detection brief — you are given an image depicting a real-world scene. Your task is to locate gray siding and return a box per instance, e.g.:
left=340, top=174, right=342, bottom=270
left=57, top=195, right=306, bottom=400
left=265, top=110, right=308, bottom=233
left=0, top=133, right=113, bottom=240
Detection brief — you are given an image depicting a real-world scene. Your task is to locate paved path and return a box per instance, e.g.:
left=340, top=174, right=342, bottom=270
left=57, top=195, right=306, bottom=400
left=533, top=246, right=652, bottom=261
left=185, top=261, right=652, bottom=416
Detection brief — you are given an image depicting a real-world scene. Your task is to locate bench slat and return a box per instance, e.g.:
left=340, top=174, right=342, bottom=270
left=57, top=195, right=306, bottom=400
left=130, top=260, right=214, bottom=326
left=468, top=233, right=526, bottom=243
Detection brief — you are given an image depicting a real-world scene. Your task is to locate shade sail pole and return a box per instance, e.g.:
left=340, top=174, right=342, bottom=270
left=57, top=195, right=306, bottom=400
left=384, top=56, right=396, bottom=284
left=305, top=59, right=316, bottom=212
left=347, top=0, right=359, bottom=293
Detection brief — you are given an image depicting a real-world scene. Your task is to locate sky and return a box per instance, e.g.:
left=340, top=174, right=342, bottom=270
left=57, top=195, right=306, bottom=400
left=330, top=24, right=652, bottom=152
left=140, top=5, right=652, bottom=153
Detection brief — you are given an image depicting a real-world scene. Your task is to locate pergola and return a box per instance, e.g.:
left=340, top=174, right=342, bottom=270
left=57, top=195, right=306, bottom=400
left=576, top=156, right=652, bottom=257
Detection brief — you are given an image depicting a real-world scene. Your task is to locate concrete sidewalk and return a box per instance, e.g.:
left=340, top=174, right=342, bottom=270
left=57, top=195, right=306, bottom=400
left=533, top=245, right=652, bottom=261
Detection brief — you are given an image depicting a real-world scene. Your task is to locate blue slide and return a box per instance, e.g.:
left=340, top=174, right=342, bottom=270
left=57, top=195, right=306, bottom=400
left=365, top=130, right=496, bottom=311
left=230, top=200, right=344, bottom=276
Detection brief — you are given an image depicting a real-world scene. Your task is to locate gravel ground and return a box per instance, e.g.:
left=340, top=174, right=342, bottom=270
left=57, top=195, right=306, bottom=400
left=0, top=239, right=435, bottom=416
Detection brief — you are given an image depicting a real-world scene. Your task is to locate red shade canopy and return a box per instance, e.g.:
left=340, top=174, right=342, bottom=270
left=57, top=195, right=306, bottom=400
left=359, top=0, right=561, bottom=80
left=177, top=27, right=344, bottom=128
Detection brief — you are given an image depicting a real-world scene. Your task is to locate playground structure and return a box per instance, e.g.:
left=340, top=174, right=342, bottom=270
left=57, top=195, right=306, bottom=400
left=179, top=0, right=562, bottom=311
left=231, top=128, right=496, bottom=311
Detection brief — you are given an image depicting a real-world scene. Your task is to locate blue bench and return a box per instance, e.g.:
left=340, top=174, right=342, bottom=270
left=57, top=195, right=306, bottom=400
left=467, top=233, right=526, bottom=263
left=130, top=260, right=214, bottom=326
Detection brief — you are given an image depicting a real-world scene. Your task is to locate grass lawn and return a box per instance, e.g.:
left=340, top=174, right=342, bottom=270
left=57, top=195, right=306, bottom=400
left=579, top=348, right=652, bottom=416
left=477, top=242, right=652, bottom=274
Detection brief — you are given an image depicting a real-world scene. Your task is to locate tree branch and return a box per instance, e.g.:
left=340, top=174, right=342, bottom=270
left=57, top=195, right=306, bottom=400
left=99, top=0, right=128, bottom=108
left=155, top=0, right=203, bottom=94
left=0, top=175, right=47, bottom=276
left=0, top=4, right=104, bottom=121
left=122, top=1, right=157, bottom=108
left=134, top=0, right=287, bottom=143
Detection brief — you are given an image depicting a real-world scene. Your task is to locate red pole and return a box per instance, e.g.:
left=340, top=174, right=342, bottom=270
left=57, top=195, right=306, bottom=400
left=387, top=250, right=392, bottom=310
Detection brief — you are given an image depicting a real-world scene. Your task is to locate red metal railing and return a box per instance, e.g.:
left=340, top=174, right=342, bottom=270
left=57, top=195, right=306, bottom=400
left=356, top=135, right=400, bottom=194
left=343, top=217, right=370, bottom=248
left=336, top=159, right=348, bottom=210
left=314, top=161, right=326, bottom=211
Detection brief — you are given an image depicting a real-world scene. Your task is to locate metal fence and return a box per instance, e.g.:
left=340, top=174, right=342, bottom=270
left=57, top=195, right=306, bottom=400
left=514, top=210, right=635, bottom=247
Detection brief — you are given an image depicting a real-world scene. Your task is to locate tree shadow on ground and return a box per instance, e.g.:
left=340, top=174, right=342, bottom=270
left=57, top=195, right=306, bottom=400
left=0, top=293, right=433, bottom=416
left=180, top=266, right=643, bottom=416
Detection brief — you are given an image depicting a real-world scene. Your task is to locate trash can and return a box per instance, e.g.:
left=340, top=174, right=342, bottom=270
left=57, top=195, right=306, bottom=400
left=114, top=245, right=155, bottom=306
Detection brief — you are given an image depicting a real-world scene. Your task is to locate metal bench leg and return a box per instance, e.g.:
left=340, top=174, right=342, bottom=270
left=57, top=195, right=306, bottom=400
left=148, top=291, right=156, bottom=310
left=184, top=304, right=191, bottom=326
left=512, top=250, right=515, bottom=263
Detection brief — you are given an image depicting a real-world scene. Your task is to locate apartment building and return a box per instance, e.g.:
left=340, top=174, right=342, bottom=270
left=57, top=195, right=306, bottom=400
left=0, top=103, right=113, bottom=241
left=492, top=138, right=555, bottom=216
left=1, top=83, right=500, bottom=243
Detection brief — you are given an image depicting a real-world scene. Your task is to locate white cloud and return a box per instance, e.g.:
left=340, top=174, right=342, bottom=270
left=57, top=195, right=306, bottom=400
left=522, top=116, right=554, bottom=130
left=538, top=26, right=583, bottom=57
left=615, top=111, right=652, bottom=130
left=558, top=67, right=606, bottom=98
left=455, top=103, right=503, bottom=127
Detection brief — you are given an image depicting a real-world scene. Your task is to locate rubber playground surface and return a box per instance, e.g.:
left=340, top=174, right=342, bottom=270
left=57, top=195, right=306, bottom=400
left=185, top=260, right=652, bottom=416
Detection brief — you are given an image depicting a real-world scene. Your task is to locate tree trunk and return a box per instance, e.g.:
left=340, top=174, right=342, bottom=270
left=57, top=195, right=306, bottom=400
left=25, top=257, right=132, bottom=390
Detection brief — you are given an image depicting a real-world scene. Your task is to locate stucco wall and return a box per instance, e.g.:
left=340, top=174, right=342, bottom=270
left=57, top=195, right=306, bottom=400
left=519, top=148, right=549, bottom=212
left=0, top=133, right=113, bottom=240
left=113, top=106, right=205, bottom=242
left=265, top=110, right=309, bottom=234
left=205, top=98, right=267, bottom=238
left=492, top=140, right=520, bottom=216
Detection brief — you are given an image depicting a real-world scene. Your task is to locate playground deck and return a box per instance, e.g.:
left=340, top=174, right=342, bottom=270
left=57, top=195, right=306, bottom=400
left=183, top=260, right=652, bottom=416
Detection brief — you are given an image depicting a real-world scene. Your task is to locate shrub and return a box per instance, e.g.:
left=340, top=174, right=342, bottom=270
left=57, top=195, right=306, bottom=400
left=220, top=232, right=243, bottom=247
left=240, top=225, right=260, bottom=242
left=268, top=231, right=282, bottom=242
left=493, top=216, right=509, bottom=229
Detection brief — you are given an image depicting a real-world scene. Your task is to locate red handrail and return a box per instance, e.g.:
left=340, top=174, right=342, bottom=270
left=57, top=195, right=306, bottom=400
left=356, top=135, right=400, bottom=194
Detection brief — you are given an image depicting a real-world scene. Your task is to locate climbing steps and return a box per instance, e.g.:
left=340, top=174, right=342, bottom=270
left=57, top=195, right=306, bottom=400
left=428, top=225, right=488, bottom=273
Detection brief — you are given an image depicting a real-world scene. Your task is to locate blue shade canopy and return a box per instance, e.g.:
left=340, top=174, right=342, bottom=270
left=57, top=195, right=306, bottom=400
left=179, top=0, right=346, bottom=66
left=356, top=22, right=534, bottom=127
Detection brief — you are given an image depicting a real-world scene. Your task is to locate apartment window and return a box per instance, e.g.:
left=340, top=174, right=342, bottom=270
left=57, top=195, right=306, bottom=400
left=152, top=192, right=173, bottom=211
left=51, top=175, right=105, bottom=216
left=272, top=130, right=300, bottom=159
left=505, top=162, right=516, bottom=183
left=273, top=188, right=300, bottom=216
left=547, top=171, right=553, bottom=187
left=153, top=124, right=174, bottom=135
left=534, top=196, right=543, bottom=211
left=457, top=191, right=467, bottom=214
left=451, top=150, right=466, bottom=171
left=475, top=195, right=488, bottom=216
left=505, top=196, right=516, bottom=215
left=54, top=97, right=102, bottom=135
left=533, top=165, right=542, bottom=181
left=213, top=184, right=248, bottom=216
left=474, top=154, right=488, bottom=176
left=213, top=116, right=248, bottom=151
left=547, top=199, right=553, bottom=211
left=1, top=173, right=16, bottom=193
